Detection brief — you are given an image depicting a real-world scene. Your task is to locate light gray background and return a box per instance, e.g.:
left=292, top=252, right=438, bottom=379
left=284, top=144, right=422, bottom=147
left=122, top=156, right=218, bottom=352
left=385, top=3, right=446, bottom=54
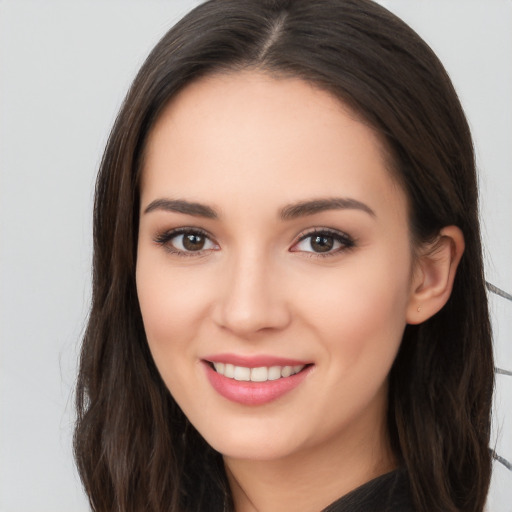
left=0, top=1, right=510, bottom=511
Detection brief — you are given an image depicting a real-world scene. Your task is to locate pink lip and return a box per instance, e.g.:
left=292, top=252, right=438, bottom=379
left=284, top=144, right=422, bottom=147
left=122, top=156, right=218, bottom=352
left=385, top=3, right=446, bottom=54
left=204, top=353, right=310, bottom=368
left=202, top=361, right=313, bottom=406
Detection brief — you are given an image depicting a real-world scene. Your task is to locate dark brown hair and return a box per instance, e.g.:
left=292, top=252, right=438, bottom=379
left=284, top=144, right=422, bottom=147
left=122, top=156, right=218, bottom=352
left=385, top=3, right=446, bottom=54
left=74, top=1, right=494, bottom=511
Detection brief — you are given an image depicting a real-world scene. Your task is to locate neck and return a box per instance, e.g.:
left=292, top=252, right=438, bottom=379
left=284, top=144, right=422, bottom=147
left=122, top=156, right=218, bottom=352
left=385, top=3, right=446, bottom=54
left=224, top=409, right=396, bottom=512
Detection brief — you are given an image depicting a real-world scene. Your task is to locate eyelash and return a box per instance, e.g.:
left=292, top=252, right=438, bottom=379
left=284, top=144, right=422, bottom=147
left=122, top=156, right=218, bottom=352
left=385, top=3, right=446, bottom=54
left=292, top=228, right=355, bottom=258
left=153, top=227, right=218, bottom=257
left=153, top=227, right=355, bottom=258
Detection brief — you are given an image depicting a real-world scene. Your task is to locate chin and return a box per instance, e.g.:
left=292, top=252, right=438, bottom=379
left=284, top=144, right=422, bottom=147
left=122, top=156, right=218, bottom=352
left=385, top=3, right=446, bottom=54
left=197, top=423, right=304, bottom=462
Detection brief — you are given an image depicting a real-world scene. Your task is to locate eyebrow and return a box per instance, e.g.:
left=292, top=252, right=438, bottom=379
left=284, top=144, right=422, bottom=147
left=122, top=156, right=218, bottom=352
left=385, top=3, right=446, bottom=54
left=143, top=198, right=218, bottom=219
left=143, top=196, right=375, bottom=220
left=280, top=197, right=375, bottom=220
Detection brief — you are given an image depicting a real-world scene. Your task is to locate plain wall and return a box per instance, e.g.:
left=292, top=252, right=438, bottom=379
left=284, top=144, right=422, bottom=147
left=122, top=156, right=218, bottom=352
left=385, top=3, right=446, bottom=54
left=0, top=1, right=510, bottom=511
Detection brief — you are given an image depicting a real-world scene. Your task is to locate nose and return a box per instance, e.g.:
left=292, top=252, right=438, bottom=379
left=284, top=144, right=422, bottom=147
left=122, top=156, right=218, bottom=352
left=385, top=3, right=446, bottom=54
left=213, top=251, right=291, bottom=337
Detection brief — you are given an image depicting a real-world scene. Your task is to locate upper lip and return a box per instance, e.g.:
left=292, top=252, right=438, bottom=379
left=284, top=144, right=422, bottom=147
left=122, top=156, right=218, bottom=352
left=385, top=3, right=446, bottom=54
left=203, top=353, right=311, bottom=368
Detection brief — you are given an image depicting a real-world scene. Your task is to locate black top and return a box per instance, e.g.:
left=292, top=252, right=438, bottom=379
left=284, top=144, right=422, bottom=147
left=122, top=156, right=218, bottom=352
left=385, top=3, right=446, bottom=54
left=321, top=469, right=415, bottom=512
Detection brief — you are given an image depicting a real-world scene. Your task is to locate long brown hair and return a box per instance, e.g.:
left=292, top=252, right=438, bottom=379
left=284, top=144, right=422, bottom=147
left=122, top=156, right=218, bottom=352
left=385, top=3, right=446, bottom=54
left=74, top=1, right=494, bottom=511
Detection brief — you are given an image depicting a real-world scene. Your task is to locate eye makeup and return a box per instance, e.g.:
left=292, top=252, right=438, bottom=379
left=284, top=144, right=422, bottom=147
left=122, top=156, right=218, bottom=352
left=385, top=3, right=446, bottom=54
left=153, top=227, right=219, bottom=256
left=291, top=227, right=356, bottom=258
left=153, top=225, right=356, bottom=259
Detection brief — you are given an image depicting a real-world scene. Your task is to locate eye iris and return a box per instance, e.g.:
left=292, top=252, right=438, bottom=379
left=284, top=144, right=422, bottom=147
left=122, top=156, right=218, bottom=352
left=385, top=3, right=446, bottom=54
left=311, top=235, right=334, bottom=253
left=182, top=233, right=205, bottom=251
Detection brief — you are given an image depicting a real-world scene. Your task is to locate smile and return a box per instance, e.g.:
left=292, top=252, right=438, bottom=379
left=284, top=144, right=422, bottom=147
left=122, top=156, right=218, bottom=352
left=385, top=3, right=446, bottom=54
left=212, top=362, right=305, bottom=382
left=203, top=358, right=313, bottom=405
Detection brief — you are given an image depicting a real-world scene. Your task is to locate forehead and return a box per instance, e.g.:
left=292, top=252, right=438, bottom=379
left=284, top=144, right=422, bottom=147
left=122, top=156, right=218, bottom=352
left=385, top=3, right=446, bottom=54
left=141, top=71, right=406, bottom=222
left=146, top=71, right=386, bottom=164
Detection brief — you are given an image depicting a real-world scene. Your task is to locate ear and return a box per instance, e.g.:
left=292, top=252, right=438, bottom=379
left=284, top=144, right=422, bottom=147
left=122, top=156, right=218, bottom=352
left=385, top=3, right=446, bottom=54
left=406, top=226, right=465, bottom=325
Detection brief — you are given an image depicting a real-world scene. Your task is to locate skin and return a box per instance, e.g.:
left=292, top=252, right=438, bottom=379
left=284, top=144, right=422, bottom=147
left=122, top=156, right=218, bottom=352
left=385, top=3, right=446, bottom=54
left=136, top=71, right=463, bottom=512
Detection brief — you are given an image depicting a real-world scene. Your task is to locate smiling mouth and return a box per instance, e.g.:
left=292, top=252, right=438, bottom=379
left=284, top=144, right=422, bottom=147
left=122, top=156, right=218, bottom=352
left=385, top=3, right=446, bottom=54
left=209, top=362, right=308, bottom=382
left=204, top=359, right=314, bottom=404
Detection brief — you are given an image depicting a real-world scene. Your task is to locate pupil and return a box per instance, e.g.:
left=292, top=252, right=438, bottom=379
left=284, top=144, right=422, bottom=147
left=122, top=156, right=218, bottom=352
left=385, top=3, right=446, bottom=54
left=311, top=235, right=333, bottom=253
left=183, top=234, right=205, bottom=251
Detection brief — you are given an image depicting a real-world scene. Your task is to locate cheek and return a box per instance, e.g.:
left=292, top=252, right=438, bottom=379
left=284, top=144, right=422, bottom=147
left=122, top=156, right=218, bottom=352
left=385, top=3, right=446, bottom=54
left=135, top=259, right=216, bottom=416
left=135, top=255, right=213, bottom=366
left=298, top=253, right=412, bottom=370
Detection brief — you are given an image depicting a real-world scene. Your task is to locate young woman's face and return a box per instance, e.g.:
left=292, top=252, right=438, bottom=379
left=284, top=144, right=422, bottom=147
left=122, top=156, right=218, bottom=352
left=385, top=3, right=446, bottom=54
left=136, top=72, right=417, bottom=464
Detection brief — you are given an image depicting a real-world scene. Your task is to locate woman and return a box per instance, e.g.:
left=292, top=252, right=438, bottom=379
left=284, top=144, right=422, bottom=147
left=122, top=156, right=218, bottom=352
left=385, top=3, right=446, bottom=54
left=74, top=1, right=494, bottom=511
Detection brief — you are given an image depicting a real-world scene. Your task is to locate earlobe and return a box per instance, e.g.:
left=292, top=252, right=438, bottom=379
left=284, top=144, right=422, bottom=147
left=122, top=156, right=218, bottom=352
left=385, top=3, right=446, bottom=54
left=406, top=226, right=465, bottom=325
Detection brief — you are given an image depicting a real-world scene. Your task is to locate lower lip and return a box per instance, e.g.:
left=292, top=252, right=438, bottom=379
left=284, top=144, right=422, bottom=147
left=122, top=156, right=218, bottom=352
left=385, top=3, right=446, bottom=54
left=203, top=362, right=312, bottom=406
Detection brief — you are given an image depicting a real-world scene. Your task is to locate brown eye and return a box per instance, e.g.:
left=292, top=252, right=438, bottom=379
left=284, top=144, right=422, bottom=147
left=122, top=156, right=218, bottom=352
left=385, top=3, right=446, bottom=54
left=310, top=235, right=334, bottom=253
left=291, top=229, right=355, bottom=256
left=154, top=229, right=218, bottom=254
left=182, top=233, right=206, bottom=251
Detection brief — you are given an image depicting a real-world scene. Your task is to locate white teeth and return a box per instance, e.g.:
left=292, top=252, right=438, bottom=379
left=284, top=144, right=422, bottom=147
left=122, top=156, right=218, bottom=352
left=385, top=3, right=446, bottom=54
left=281, top=365, right=293, bottom=377
left=224, top=363, right=235, bottom=378
left=212, top=363, right=306, bottom=381
left=234, top=366, right=251, bottom=381
left=250, top=367, right=268, bottom=382
left=268, top=366, right=282, bottom=380
left=213, top=362, right=225, bottom=374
